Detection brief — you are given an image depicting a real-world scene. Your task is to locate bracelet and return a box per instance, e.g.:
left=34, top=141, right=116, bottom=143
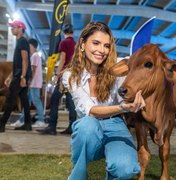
left=20, top=75, right=25, bottom=79
left=119, top=104, right=129, bottom=113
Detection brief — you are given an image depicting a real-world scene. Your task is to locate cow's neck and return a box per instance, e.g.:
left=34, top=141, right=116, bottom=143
left=141, top=80, right=175, bottom=146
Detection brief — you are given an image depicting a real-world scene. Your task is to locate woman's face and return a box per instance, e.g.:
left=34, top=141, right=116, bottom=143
left=82, top=31, right=110, bottom=66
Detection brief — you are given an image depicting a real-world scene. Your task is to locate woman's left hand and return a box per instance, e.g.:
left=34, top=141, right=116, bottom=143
left=120, top=90, right=145, bottom=113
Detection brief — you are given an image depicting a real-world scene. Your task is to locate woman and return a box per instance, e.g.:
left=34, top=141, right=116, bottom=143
left=62, top=22, right=145, bottom=180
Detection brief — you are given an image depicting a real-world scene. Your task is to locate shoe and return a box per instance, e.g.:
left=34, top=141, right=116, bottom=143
left=36, top=127, right=57, bottom=135
left=60, top=127, right=72, bottom=135
left=32, top=121, right=46, bottom=128
left=14, top=124, right=32, bottom=131
left=0, top=124, right=5, bottom=133
left=10, top=120, right=24, bottom=127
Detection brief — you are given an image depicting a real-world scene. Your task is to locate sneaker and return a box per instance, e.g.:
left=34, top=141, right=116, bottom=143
left=32, top=121, right=46, bottom=128
left=60, top=127, right=72, bottom=135
left=36, top=127, right=57, bottom=135
left=14, top=124, right=32, bottom=131
left=10, top=120, right=24, bottom=127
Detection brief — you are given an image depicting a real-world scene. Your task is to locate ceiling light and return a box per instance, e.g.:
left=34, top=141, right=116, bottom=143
left=13, top=12, right=20, bottom=20
left=5, top=13, right=10, bottom=18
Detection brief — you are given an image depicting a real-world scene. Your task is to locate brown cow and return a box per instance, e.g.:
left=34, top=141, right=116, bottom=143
left=0, top=61, right=13, bottom=111
left=109, top=44, right=176, bottom=180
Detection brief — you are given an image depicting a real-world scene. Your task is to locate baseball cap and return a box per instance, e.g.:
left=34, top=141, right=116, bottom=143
left=8, top=20, right=26, bottom=30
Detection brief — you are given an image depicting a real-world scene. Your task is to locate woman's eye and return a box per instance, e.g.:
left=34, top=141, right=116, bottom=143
left=92, top=41, right=99, bottom=45
left=105, top=44, right=110, bottom=49
left=144, top=61, right=153, bottom=68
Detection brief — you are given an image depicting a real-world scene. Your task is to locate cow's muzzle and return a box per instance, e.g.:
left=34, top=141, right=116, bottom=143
left=118, top=87, right=128, bottom=97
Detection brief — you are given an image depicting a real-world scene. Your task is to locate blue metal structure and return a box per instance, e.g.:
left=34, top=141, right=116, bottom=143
left=1, top=0, right=176, bottom=61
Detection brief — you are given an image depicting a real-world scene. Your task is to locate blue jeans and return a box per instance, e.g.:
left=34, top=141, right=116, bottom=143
left=19, top=88, right=44, bottom=123
left=68, top=116, right=140, bottom=180
left=48, top=81, right=77, bottom=130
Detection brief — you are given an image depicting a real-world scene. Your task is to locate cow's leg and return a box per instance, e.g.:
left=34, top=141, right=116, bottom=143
left=159, top=135, right=170, bottom=180
left=135, top=122, right=151, bottom=180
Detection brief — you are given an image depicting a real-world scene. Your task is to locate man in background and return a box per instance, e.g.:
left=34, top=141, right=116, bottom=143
left=0, top=20, right=32, bottom=132
left=37, top=24, right=77, bottom=135
left=12, top=38, right=45, bottom=129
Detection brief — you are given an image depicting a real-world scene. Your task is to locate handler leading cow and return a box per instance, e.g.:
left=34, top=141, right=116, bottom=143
left=110, top=43, right=176, bottom=180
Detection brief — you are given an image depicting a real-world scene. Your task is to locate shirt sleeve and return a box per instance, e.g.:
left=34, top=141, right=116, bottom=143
left=19, top=38, right=29, bottom=51
left=59, top=40, right=67, bottom=53
left=31, top=54, right=39, bottom=67
left=62, top=71, right=96, bottom=117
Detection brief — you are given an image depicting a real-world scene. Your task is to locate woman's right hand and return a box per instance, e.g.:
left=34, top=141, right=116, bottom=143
left=120, top=90, right=145, bottom=113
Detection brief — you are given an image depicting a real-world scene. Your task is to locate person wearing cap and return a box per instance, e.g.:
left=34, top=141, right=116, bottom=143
left=0, top=20, right=32, bottom=132
left=37, top=24, right=77, bottom=135
left=11, top=38, right=46, bottom=128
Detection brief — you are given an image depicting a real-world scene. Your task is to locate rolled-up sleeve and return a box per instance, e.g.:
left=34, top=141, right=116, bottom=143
left=62, top=71, right=96, bottom=117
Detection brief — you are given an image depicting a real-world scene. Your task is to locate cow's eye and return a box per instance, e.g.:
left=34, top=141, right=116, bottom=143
left=144, top=61, right=153, bottom=68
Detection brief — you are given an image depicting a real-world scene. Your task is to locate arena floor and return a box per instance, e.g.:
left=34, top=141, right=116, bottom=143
left=0, top=112, right=176, bottom=155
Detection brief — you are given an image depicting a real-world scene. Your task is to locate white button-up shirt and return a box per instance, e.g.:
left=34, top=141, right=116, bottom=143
left=62, top=69, right=123, bottom=118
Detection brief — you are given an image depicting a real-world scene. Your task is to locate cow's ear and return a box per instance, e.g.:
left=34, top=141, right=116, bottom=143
left=163, top=60, right=176, bottom=82
left=109, top=58, right=129, bottom=77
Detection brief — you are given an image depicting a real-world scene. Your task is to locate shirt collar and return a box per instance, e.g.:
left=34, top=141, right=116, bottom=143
left=82, top=69, right=91, bottom=85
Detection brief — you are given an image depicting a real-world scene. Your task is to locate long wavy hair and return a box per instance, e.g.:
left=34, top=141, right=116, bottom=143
left=68, top=22, right=117, bottom=103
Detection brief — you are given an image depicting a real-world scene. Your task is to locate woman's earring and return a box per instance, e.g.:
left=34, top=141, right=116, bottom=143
left=80, top=47, right=84, bottom=52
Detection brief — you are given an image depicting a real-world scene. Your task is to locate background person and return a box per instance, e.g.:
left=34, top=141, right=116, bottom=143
left=0, top=20, right=32, bottom=132
left=37, top=24, right=77, bottom=135
left=11, top=38, right=45, bottom=128
left=62, top=22, right=145, bottom=180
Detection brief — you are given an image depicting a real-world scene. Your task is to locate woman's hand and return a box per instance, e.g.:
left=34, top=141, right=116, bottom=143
left=120, top=90, right=145, bottom=113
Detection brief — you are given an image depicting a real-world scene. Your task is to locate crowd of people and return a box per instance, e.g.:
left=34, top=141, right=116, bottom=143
left=0, top=20, right=76, bottom=135
left=0, top=20, right=146, bottom=179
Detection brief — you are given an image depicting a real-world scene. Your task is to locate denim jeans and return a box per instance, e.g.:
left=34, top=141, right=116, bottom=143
left=48, top=80, right=77, bottom=130
left=30, top=88, right=44, bottom=122
left=0, top=78, right=31, bottom=126
left=19, top=88, right=44, bottom=123
left=68, top=116, right=140, bottom=180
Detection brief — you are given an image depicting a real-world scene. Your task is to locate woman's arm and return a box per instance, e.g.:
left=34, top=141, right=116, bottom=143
left=89, top=91, right=145, bottom=118
left=62, top=71, right=145, bottom=119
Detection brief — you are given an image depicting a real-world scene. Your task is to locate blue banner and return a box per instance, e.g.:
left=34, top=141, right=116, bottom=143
left=130, top=16, right=155, bottom=55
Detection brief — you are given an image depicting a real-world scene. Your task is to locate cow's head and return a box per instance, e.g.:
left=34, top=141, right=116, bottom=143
left=110, top=44, right=176, bottom=102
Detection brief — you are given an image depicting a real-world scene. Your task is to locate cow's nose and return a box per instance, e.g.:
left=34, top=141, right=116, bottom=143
left=118, top=87, right=128, bottom=97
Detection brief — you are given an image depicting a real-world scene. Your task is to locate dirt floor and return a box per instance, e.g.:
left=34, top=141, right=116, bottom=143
left=0, top=112, right=176, bottom=155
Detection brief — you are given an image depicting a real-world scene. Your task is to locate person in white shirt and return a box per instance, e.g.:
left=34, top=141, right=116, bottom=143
left=62, top=22, right=145, bottom=180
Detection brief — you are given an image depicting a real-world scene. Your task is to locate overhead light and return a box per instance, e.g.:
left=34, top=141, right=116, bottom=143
left=13, top=12, right=20, bottom=20
left=5, top=13, right=10, bottom=18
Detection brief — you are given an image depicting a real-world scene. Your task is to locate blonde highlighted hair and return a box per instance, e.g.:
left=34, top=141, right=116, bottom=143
left=68, top=22, right=117, bottom=103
